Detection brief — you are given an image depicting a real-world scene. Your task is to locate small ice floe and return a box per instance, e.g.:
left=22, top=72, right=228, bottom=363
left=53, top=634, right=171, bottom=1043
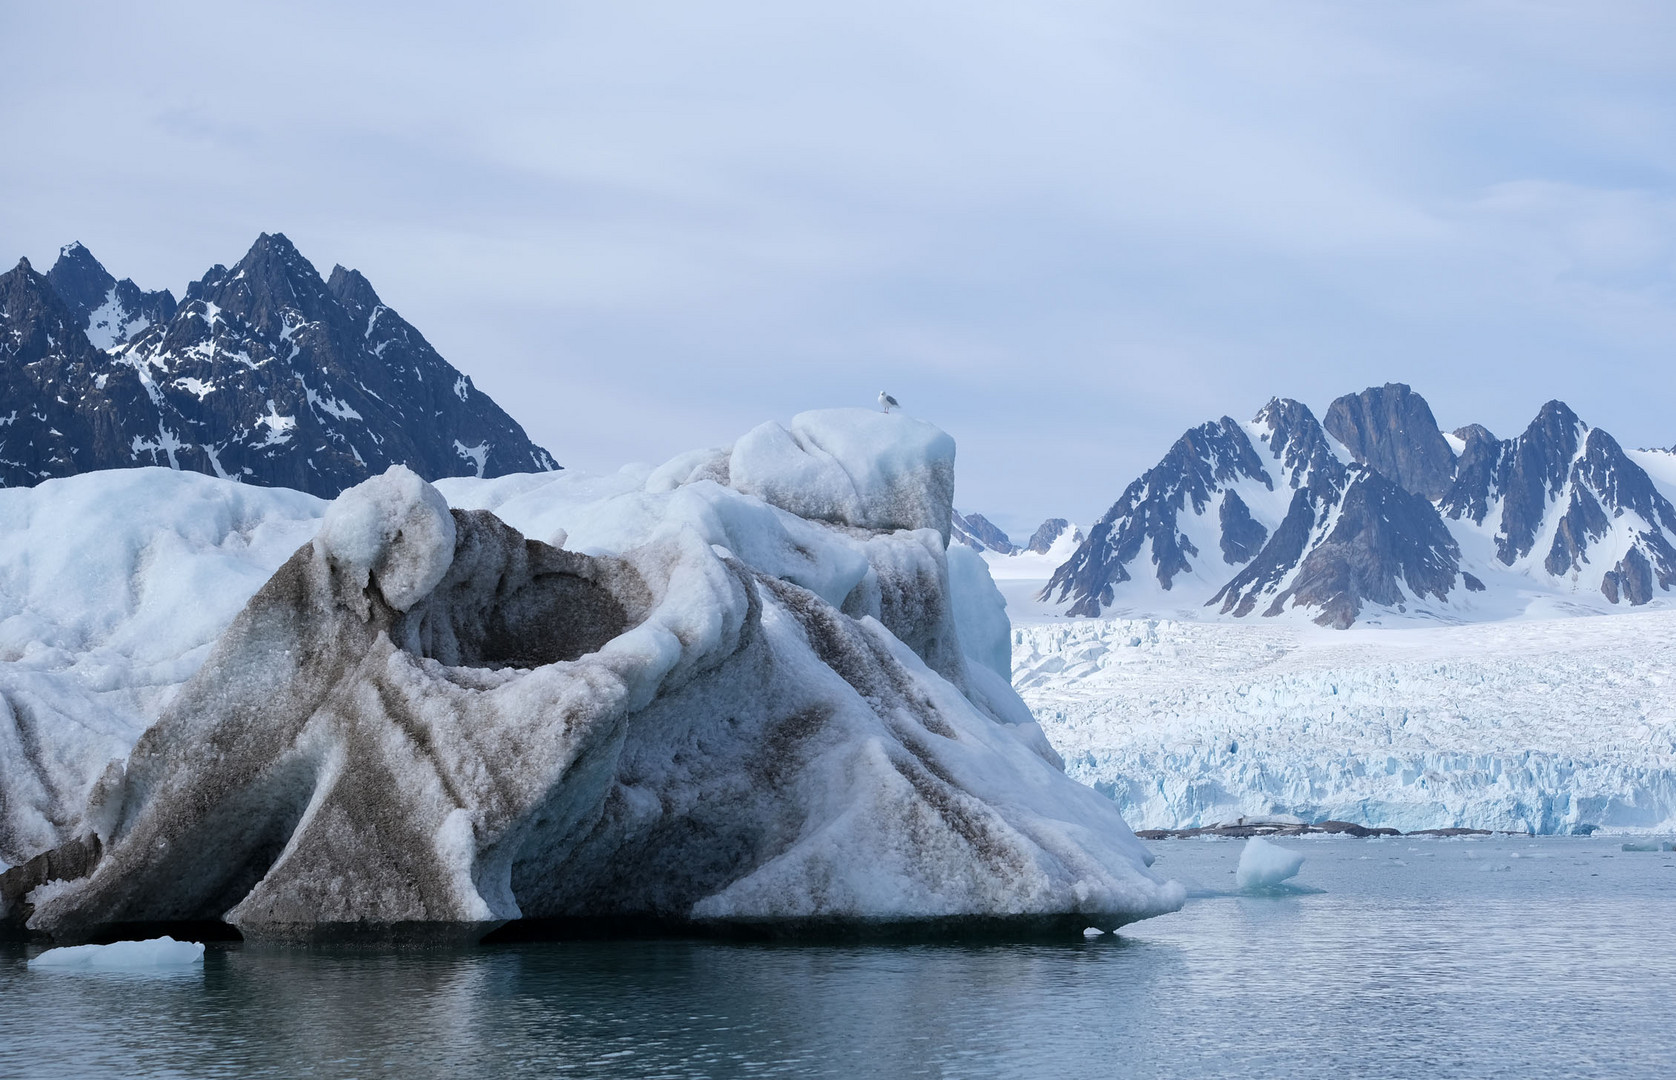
left=1082, top=926, right=1106, bottom=938
left=28, top=936, right=204, bottom=971
left=1235, top=837, right=1306, bottom=893
left=1621, top=842, right=1662, bottom=853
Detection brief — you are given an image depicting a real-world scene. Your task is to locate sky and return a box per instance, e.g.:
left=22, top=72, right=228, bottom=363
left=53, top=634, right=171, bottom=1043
left=3, top=1, right=1674, bottom=538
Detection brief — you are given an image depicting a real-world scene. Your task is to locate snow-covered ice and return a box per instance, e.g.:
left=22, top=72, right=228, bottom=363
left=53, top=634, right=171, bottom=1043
left=0, top=469, right=325, bottom=861
left=28, top=935, right=203, bottom=970
left=1235, top=838, right=1304, bottom=891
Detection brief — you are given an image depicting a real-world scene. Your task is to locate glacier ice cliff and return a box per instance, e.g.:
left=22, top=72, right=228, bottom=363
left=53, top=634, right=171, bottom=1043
left=1, top=409, right=1182, bottom=942
left=1014, top=614, right=1676, bottom=835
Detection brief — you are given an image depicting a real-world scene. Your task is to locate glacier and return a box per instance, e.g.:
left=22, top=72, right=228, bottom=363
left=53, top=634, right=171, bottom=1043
left=1011, top=610, right=1676, bottom=835
left=0, top=409, right=1183, bottom=943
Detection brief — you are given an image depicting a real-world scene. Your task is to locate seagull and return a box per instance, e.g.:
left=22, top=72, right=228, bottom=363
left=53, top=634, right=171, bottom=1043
left=878, top=390, right=900, bottom=413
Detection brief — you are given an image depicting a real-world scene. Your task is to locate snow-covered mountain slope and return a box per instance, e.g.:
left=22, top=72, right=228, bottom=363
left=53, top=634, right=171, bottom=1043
left=0, top=236, right=557, bottom=497
left=1632, top=447, right=1676, bottom=506
left=1012, top=611, right=1676, bottom=835
left=950, top=511, right=1080, bottom=558
left=1041, top=384, right=1676, bottom=626
left=3, top=410, right=1183, bottom=941
left=951, top=510, right=1018, bottom=554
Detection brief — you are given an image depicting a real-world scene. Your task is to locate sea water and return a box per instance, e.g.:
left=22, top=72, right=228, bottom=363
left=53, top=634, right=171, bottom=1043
left=3, top=835, right=1674, bottom=1079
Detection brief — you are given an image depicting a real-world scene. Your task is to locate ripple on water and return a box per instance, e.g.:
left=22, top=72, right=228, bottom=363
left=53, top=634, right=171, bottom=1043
left=3, top=836, right=1675, bottom=1079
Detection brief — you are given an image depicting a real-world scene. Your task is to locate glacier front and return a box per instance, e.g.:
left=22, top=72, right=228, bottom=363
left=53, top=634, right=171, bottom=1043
left=1014, top=612, right=1676, bottom=835
left=1, top=409, right=1183, bottom=943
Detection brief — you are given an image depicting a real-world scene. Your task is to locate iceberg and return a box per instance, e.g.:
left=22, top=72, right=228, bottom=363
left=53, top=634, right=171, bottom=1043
left=4, top=409, right=1182, bottom=943
left=28, top=935, right=204, bottom=970
left=1235, top=837, right=1304, bottom=891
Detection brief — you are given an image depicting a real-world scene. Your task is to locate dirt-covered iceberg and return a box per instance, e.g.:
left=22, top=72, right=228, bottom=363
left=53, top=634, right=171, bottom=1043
left=6, top=409, right=1182, bottom=943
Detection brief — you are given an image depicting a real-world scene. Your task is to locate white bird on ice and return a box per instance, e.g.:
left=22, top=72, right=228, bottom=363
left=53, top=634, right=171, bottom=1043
left=878, top=390, right=900, bottom=413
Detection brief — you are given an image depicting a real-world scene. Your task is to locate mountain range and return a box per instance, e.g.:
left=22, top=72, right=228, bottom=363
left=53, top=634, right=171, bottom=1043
left=8, top=249, right=1671, bottom=633
left=1033, top=384, right=1676, bottom=627
left=0, top=235, right=556, bottom=498
left=952, top=511, right=1080, bottom=556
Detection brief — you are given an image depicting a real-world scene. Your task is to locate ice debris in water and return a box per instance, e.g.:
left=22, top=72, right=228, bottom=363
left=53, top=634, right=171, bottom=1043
left=1235, top=837, right=1304, bottom=890
left=1082, top=926, right=1106, bottom=938
left=29, top=936, right=204, bottom=970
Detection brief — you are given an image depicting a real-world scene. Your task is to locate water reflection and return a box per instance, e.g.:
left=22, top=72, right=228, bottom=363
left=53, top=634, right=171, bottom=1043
left=5, top=837, right=1675, bottom=1079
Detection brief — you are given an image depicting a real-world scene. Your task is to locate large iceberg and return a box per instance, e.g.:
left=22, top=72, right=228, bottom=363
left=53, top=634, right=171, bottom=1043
left=3, top=409, right=1182, bottom=943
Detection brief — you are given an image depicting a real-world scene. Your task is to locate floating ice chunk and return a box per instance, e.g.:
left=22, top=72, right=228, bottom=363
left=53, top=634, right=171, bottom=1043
left=1235, top=837, right=1304, bottom=890
left=1082, top=926, right=1106, bottom=938
left=29, top=936, right=204, bottom=970
left=313, top=465, right=456, bottom=612
left=1621, top=842, right=1661, bottom=852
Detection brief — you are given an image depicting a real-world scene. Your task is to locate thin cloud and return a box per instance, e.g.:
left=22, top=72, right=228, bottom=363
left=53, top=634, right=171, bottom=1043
left=2, top=1, right=1673, bottom=533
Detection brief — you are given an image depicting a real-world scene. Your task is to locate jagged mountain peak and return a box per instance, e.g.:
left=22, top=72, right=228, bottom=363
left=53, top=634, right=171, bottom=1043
left=44, top=242, right=177, bottom=350
left=1452, top=422, right=1497, bottom=444
left=1, top=256, right=93, bottom=348
left=1044, top=385, right=1676, bottom=626
left=952, top=511, right=1018, bottom=555
left=1323, top=382, right=1456, bottom=500
left=1026, top=518, right=1075, bottom=555
left=189, top=232, right=343, bottom=336
left=325, top=264, right=382, bottom=313
left=45, top=242, right=114, bottom=311
left=2, top=233, right=559, bottom=497
left=0, top=258, right=118, bottom=481
left=1038, top=415, right=1280, bottom=615
left=1251, top=397, right=1344, bottom=497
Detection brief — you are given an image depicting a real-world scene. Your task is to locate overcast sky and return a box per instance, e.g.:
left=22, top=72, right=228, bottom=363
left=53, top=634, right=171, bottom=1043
left=4, top=2, right=1674, bottom=537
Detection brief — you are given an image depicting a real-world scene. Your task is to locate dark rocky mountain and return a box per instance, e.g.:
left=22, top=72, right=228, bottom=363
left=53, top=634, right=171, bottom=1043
left=1323, top=383, right=1456, bottom=500
left=1042, top=384, right=1676, bottom=626
left=952, top=514, right=1085, bottom=559
left=0, top=257, right=141, bottom=480
left=1046, top=417, right=1279, bottom=616
left=1025, top=518, right=1076, bottom=554
left=952, top=511, right=1018, bottom=554
left=45, top=242, right=176, bottom=349
left=0, top=235, right=557, bottom=497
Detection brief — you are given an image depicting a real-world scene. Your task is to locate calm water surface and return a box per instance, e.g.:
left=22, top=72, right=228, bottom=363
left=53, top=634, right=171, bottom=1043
left=3, top=836, right=1674, bottom=1079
